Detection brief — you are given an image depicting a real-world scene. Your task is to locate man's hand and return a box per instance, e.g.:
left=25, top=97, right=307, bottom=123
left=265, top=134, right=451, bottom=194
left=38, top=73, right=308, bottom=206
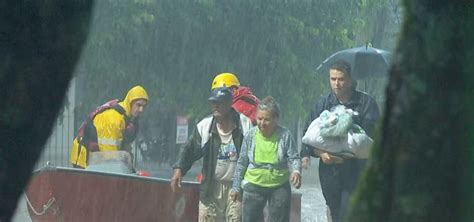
left=170, top=168, right=183, bottom=193
left=290, top=172, right=301, bottom=189
left=302, top=157, right=311, bottom=169
left=319, top=152, right=344, bottom=164
left=319, top=152, right=335, bottom=164
left=229, top=190, right=240, bottom=202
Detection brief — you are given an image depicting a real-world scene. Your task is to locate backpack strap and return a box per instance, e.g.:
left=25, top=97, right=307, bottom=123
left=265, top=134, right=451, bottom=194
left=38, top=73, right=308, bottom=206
left=87, top=99, right=120, bottom=119
left=111, top=104, right=128, bottom=122
left=232, top=111, right=245, bottom=154
left=236, top=94, right=259, bottom=106
left=112, top=104, right=139, bottom=147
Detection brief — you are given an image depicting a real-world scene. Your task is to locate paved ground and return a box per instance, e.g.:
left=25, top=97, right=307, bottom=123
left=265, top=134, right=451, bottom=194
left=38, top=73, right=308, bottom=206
left=13, top=160, right=328, bottom=222
left=300, top=161, right=328, bottom=222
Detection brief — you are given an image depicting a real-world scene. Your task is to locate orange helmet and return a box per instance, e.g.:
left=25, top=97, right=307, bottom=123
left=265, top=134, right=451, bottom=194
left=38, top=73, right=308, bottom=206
left=211, top=73, right=240, bottom=90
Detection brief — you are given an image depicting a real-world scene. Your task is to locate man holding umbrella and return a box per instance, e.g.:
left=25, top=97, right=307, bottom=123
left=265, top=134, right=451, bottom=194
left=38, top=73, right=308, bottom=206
left=301, top=60, right=380, bottom=222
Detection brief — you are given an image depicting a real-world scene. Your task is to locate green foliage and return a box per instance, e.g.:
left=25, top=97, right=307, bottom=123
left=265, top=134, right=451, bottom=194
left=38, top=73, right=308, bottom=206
left=74, top=0, right=398, bottom=131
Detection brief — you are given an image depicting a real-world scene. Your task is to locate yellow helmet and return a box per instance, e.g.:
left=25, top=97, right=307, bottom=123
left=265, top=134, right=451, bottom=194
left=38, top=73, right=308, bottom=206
left=211, top=73, right=240, bottom=90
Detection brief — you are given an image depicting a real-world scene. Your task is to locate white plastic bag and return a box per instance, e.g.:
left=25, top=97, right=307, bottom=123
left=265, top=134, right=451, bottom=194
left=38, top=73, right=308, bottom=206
left=302, top=118, right=373, bottom=159
left=318, top=106, right=355, bottom=137
left=302, top=118, right=349, bottom=154
left=347, top=127, right=373, bottom=159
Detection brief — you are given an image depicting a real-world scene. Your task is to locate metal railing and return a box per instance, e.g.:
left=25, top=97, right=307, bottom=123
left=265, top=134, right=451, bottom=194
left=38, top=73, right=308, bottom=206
left=35, top=81, right=75, bottom=169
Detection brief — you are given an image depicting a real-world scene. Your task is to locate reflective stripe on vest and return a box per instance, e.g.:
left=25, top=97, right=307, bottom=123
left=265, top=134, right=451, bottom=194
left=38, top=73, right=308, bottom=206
left=98, top=138, right=122, bottom=146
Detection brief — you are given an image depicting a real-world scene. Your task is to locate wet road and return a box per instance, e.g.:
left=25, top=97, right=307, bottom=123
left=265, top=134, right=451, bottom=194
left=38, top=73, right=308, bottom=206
left=299, top=161, right=328, bottom=222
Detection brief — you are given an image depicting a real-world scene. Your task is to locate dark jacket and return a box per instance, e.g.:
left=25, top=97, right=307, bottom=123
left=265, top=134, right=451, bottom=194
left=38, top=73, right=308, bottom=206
left=301, top=90, right=380, bottom=157
left=301, top=90, right=380, bottom=220
left=174, top=109, right=252, bottom=203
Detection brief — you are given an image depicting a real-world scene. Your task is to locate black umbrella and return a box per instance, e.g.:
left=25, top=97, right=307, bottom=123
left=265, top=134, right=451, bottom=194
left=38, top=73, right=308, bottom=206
left=316, top=46, right=391, bottom=79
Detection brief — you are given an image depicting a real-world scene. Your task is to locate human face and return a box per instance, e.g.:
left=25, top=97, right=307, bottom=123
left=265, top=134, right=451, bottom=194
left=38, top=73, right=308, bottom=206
left=229, top=86, right=239, bottom=94
left=210, top=100, right=232, bottom=119
left=329, top=69, right=352, bottom=99
left=130, top=99, right=147, bottom=118
left=256, top=109, right=277, bottom=137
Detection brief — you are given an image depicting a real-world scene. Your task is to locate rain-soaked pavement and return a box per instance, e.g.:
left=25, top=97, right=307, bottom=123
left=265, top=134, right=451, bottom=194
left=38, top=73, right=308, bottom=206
left=299, top=161, right=328, bottom=222
left=13, top=160, right=328, bottom=222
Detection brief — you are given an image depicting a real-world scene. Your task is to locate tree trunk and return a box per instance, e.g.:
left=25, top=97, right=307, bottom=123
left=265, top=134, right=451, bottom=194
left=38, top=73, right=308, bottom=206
left=0, top=1, right=93, bottom=220
left=349, top=1, right=474, bottom=221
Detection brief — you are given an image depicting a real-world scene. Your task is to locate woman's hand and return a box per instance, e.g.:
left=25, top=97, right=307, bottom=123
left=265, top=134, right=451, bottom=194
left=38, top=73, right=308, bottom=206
left=229, top=190, right=240, bottom=202
left=290, top=172, right=301, bottom=189
left=301, top=157, right=311, bottom=169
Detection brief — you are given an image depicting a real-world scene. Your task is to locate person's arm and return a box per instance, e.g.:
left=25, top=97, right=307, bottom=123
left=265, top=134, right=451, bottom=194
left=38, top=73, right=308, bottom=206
left=285, top=129, right=301, bottom=173
left=285, top=129, right=301, bottom=189
left=171, top=127, right=203, bottom=192
left=300, top=108, right=317, bottom=158
left=230, top=131, right=252, bottom=201
left=301, top=98, right=326, bottom=168
left=359, top=96, right=381, bottom=137
left=173, top=127, right=204, bottom=174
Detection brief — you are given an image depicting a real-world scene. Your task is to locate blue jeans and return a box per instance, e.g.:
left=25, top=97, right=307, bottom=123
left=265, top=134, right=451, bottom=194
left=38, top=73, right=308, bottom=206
left=242, top=182, right=291, bottom=222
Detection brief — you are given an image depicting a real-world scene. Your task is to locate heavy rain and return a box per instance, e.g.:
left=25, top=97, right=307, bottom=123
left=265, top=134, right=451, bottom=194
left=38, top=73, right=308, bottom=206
left=4, top=0, right=473, bottom=222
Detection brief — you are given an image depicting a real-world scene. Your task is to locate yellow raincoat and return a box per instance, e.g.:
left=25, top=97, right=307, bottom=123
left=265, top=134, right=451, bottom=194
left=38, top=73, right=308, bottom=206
left=70, top=86, right=149, bottom=168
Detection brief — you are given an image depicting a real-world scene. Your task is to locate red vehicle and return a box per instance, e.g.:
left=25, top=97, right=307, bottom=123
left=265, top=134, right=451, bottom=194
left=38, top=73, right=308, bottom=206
left=25, top=166, right=199, bottom=222
left=25, top=152, right=301, bottom=222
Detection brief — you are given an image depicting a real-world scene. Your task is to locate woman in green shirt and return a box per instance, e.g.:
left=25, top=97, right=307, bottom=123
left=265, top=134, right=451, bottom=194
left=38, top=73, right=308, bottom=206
left=230, top=96, right=301, bottom=222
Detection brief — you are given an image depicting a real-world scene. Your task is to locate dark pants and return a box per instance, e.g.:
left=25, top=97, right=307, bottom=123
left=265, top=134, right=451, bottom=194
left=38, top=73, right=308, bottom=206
left=242, top=182, right=291, bottom=222
left=319, top=158, right=366, bottom=222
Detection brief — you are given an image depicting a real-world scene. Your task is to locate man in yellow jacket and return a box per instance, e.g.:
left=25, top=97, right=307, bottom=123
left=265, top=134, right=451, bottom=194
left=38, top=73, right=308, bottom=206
left=70, top=85, right=149, bottom=168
